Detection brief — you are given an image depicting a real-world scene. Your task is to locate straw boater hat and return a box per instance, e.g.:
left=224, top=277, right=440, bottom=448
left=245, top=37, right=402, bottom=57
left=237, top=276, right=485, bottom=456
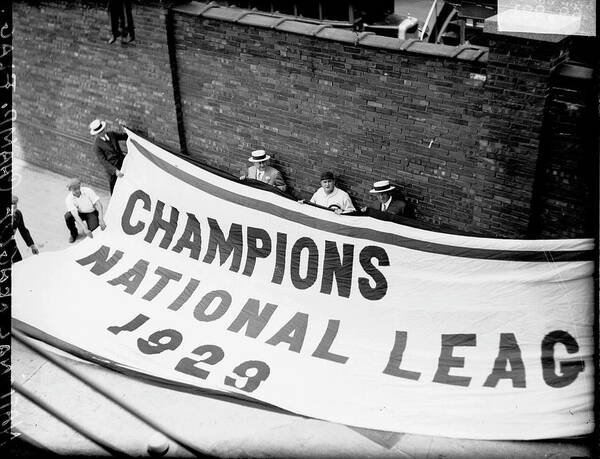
left=369, top=180, right=395, bottom=193
left=248, top=150, right=271, bottom=162
left=89, top=119, right=106, bottom=135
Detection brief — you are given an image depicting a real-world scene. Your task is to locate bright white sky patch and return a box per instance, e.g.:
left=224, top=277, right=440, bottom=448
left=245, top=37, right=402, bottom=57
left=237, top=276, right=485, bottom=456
left=497, top=0, right=596, bottom=36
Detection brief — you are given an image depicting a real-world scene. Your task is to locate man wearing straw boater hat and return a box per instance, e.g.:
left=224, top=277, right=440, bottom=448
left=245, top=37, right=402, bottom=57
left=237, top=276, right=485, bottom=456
left=240, top=149, right=287, bottom=192
left=364, top=179, right=413, bottom=217
left=89, top=119, right=128, bottom=194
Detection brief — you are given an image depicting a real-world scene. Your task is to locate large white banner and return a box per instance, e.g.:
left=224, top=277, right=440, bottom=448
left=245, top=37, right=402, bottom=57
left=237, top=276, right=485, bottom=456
left=13, top=131, right=594, bottom=440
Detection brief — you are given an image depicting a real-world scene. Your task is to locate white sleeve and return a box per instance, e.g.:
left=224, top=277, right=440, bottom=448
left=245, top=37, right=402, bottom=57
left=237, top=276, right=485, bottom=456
left=343, top=193, right=356, bottom=212
left=86, top=187, right=100, bottom=204
left=65, top=195, right=77, bottom=213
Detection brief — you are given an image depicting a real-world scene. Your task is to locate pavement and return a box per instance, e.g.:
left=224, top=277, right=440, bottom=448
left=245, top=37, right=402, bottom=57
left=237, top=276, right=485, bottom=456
left=12, top=159, right=112, bottom=259
left=9, top=159, right=594, bottom=457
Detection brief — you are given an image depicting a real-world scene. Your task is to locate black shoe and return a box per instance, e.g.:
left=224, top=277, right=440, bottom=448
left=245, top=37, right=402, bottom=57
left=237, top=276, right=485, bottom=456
left=127, top=35, right=135, bottom=43
left=69, top=235, right=77, bottom=243
left=108, top=36, right=118, bottom=44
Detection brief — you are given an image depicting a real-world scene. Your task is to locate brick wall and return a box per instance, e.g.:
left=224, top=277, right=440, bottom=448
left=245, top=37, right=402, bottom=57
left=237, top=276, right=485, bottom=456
left=13, top=0, right=179, bottom=191
left=13, top=1, right=596, bottom=238
left=172, top=10, right=489, bottom=233
left=530, top=66, right=597, bottom=238
left=478, top=33, right=570, bottom=236
left=173, top=6, right=575, bottom=237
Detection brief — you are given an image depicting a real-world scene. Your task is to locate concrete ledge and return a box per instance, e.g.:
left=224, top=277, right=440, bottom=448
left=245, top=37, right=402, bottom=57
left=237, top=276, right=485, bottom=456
left=202, top=6, right=245, bottom=22
left=237, top=13, right=281, bottom=28
left=172, top=1, right=489, bottom=63
left=557, top=63, right=594, bottom=80
left=276, top=20, right=323, bottom=37
left=359, top=34, right=405, bottom=51
left=315, top=27, right=359, bottom=44
left=171, top=1, right=213, bottom=15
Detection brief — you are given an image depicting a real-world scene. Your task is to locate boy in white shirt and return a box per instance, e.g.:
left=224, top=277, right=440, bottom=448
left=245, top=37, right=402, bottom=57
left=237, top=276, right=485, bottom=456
left=64, top=178, right=106, bottom=243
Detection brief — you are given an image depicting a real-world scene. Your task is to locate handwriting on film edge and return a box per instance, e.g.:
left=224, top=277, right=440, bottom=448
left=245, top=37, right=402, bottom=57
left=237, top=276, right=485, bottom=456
left=0, top=21, right=15, bottom=194
left=1, top=23, right=13, bottom=39
left=0, top=390, right=22, bottom=446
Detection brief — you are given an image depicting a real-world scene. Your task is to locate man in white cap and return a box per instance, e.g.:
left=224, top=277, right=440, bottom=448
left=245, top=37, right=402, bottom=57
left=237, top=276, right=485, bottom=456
left=309, top=171, right=355, bottom=215
left=89, top=119, right=128, bottom=194
left=64, top=178, right=106, bottom=243
left=363, top=179, right=413, bottom=217
left=240, top=149, right=286, bottom=192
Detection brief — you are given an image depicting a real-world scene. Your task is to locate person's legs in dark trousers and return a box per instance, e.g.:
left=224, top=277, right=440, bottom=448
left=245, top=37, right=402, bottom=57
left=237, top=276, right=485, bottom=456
left=108, top=0, right=125, bottom=42
left=65, top=211, right=79, bottom=242
left=12, top=248, right=23, bottom=263
left=10, top=239, right=23, bottom=263
left=109, top=174, right=117, bottom=195
left=123, top=0, right=135, bottom=41
left=109, top=156, right=123, bottom=194
left=81, top=211, right=100, bottom=232
left=65, top=211, right=99, bottom=241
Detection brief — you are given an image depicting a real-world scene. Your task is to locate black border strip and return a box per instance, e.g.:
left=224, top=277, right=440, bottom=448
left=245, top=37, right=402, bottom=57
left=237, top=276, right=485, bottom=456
left=131, top=138, right=594, bottom=262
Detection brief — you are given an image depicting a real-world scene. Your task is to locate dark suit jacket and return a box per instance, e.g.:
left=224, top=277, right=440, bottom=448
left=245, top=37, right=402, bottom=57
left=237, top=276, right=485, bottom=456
left=371, top=197, right=415, bottom=218
left=247, top=165, right=286, bottom=192
left=94, top=131, right=127, bottom=176
left=13, top=209, right=34, bottom=247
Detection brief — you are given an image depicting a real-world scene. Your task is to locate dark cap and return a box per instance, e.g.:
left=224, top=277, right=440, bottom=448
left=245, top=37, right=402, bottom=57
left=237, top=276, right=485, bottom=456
left=320, top=171, right=334, bottom=181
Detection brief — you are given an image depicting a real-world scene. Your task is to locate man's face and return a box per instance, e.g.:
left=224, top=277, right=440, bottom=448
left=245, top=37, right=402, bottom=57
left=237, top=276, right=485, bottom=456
left=95, top=128, right=105, bottom=138
left=256, top=161, right=266, bottom=171
left=376, top=192, right=389, bottom=203
left=320, top=179, right=334, bottom=194
left=71, top=185, right=82, bottom=197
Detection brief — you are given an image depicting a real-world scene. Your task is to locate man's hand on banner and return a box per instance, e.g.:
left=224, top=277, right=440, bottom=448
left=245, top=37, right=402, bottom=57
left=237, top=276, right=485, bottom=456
left=116, top=170, right=124, bottom=178
left=99, top=220, right=107, bottom=231
left=85, top=229, right=94, bottom=239
left=329, top=204, right=343, bottom=215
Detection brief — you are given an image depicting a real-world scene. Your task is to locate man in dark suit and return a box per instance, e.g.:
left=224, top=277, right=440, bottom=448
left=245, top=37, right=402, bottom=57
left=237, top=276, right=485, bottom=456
left=11, top=195, right=39, bottom=263
left=89, top=119, right=128, bottom=194
left=240, top=149, right=287, bottom=192
left=363, top=180, right=415, bottom=218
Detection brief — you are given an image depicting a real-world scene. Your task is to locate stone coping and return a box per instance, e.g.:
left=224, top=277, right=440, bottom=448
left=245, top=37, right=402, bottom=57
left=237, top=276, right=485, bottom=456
left=172, top=1, right=489, bottom=63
